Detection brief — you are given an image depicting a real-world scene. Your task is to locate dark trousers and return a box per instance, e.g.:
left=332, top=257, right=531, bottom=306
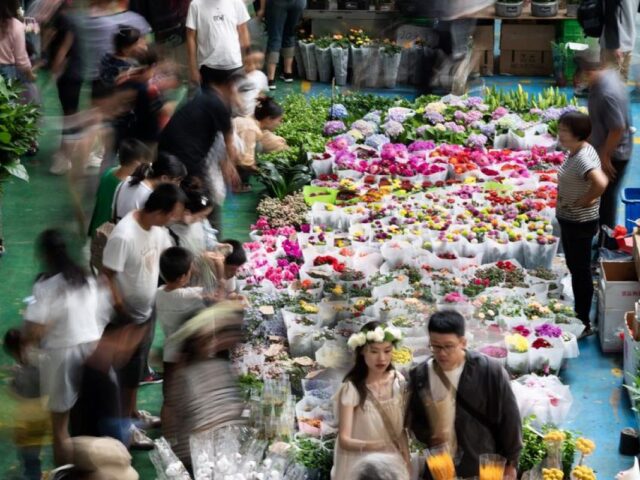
left=559, top=218, right=599, bottom=327
left=19, top=446, right=41, bottom=480
left=599, top=159, right=630, bottom=229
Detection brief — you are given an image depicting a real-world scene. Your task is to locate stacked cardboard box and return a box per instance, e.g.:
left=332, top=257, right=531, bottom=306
left=471, top=25, right=494, bottom=76
left=499, top=23, right=555, bottom=76
left=598, top=261, right=640, bottom=353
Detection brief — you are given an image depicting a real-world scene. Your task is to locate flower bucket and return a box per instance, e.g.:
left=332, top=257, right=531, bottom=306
left=529, top=337, right=564, bottom=374
left=495, top=1, right=523, bottom=17
left=372, top=276, right=410, bottom=298
left=331, top=46, right=349, bottom=86
left=295, top=44, right=306, bottom=78
left=336, top=169, right=364, bottom=180
left=309, top=153, right=335, bottom=177
left=351, top=46, right=371, bottom=87
left=315, top=46, right=333, bottom=83
left=437, top=302, right=474, bottom=318
left=531, top=0, right=558, bottom=17
left=562, top=332, right=579, bottom=359
left=507, top=350, right=529, bottom=375
left=287, top=325, right=317, bottom=358
left=380, top=240, right=412, bottom=268
left=556, top=318, right=585, bottom=338
left=318, top=299, right=349, bottom=326
left=364, top=46, right=381, bottom=88
left=380, top=50, right=402, bottom=89
left=523, top=240, right=559, bottom=270
left=299, top=41, right=318, bottom=82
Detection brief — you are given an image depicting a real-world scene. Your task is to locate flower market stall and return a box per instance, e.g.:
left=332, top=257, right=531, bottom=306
left=151, top=90, right=603, bottom=479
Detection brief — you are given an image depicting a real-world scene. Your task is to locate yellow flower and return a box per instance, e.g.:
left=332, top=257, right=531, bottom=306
left=542, top=468, right=564, bottom=480
left=544, top=430, right=566, bottom=444
left=576, top=438, right=595, bottom=456
left=299, top=300, right=319, bottom=314
left=506, top=334, right=529, bottom=353
left=463, top=176, right=477, bottom=184
left=332, top=285, right=344, bottom=296
left=392, top=346, right=412, bottom=365
left=571, top=466, right=595, bottom=480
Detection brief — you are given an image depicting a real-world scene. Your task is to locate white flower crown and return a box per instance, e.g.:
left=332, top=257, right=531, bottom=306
left=347, top=324, right=403, bottom=351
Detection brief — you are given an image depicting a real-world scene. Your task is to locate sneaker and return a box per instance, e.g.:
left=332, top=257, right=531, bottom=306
left=135, top=410, right=161, bottom=429
left=268, top=80, right=276, bottom=90
left=140, top=370, right=163, bottom=385
left=129, top=425, right=154, bottom=450
left=49, top=152, right=71, bottom=175
left=578, top=326, right=595, bottom=340
left=280, top=72, right=294, bottom=83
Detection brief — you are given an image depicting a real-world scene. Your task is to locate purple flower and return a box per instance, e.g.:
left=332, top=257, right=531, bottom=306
left=324, top=120, right=347, bottom=136
left=416, top=125, right=429, bottom=137
left=300, top=224, right=311, bottom=233
left=328, top=103, right=348, bottom=119
left=492, top=107, right=509, bottom=120
left=383, top=120, right=404, bottom=138
left=479, top=123, right=496, bottom=137
left=350, top=119, right=378, bottom=137
left=424, top=110, right=445, bottom=124
left=535, top=323, right=562, bottom=338
left=363, top=111, right=382, bottom=124
left=443, top=122, right=465, bottom=134
left=334, top=133, right=357, bottom=146
left=277, top=258, right=289, bottom=268
left=387, top=107, right=415, bottom=123
left=541, top=107, right=562, bottom=122
left=365, top=134, right=390, bottom=150
left=465, top=96, right=484, bottom=108
left=408, top=140, right=436, bottom=152
left=466, top=110, right=483, bottom=123
left=467, top=133, right=488, bottom=149
left=454, top=110, right=466, bottom=122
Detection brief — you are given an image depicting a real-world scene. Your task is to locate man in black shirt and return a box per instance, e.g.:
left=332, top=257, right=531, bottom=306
left=159, top=68, right=242, bottom=231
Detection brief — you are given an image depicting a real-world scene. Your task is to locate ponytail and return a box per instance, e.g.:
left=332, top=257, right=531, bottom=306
left=255, top=95, right=284, bottom=121
left=37, top=229, right=88, bottom=288
left=129, top=152, right=188, bottom=186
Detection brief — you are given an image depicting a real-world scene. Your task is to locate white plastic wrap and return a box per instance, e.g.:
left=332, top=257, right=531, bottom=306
left=511, top=375, right=573, bottom=426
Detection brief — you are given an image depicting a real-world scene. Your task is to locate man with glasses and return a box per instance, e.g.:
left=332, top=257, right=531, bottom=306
left=406, top=310, right=522, bottom=479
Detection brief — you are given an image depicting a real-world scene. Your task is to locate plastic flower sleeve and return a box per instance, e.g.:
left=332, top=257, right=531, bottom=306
left=315, top=46, right=333, bottom=83
left=350, top=45, right=371, bottom=87
left=523, top=239, right=559, bottom=270
left=298, top=40, right=318, bottom=81
left=330, top=46, right=349, bottom=86
left=380, top=50, right=402, bottom=89
left=511, top=375, right=573, bottom=426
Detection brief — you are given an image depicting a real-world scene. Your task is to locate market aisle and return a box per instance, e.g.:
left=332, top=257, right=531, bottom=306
left=1, top=77, right=640, bottom=477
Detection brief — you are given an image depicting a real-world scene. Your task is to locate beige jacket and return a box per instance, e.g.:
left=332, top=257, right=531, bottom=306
left=233, top=116, right=288, bottom=168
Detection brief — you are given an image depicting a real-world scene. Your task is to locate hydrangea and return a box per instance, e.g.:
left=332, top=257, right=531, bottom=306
left=365, top=133, right=390, bottom=150
left=441, top=94, right=466, bottom=108
left=333, top=133, right=357, bottom=146
left=541, top=107, right=563, bottom=122
left=443, top=121, right=465, bottom=134
left=382, top=120, right=404, bottom=138
left=323, top=120, right=347, bottom=136
left=328, top=103, right=348, bottom=119
left=347, top=129, right=364, bottom=141
left=492, top=106, right=509, bottom=120
left=387, top=107, right=415, bottom=123
left=363, top=110, right=382, bottom=124
left=350, top=119, right=378, bottom=137
left=416, top=125, right=429, bottom=137
left=465, top=96, right=484, bottom=108
left=467, top=133, right=488, bottom=149
left=466, top=110, right=483, bottom=123
left=479, top=122, right=496, bottom=137
left=408, top=140, right=436, bottom=152
left=424, top=110, right=445, bottom=124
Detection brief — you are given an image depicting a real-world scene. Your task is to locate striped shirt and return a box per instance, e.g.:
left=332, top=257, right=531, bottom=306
left=556, top=143, right=601, bottom=223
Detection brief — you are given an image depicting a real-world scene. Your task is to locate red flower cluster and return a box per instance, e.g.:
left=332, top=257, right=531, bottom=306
left=472, top=278, right=490, bottom=287
left=531, top=338, right=552, bottom=349
left=314, top=255, right=346, bottom=273
left=496, top=260, right=517, bottom=272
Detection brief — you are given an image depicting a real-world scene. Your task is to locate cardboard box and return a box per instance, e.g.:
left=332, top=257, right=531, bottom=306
left=472, top=25, right=494, bottom=75
left=597, top=299, right=625, bottom=353
left=599, top=261, right=640, bottom=311
left=623, top=312, right=640, bottom=386
left=499, top=24, right=554, bottom=76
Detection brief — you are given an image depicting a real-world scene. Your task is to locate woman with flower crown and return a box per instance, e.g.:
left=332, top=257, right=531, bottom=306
left=332, top=321, right=410, bottom=479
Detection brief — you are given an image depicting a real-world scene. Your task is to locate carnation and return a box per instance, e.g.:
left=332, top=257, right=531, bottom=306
left=383, top=120, right=405, bottom=138
left=328, top=103, right=348, bottom=119
left=323, top=120, right=347, bottom=136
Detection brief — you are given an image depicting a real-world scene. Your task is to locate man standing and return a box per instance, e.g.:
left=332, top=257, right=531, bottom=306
left=186, top=0, right=251, bottom=86
left=407, top=311, right=522, bottom=479
left=582, top=53, right=633, bottom=229
left=102, top=183, right=185, bottom=449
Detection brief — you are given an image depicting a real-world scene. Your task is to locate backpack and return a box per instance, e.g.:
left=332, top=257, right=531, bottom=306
left=578, top=0, right=605, bottom=38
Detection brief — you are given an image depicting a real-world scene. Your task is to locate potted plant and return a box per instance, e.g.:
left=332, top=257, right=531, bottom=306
left=566, top=0, right=580, bottom=17
left=532, top=0, right=559, bottom=17
left=0, top=77, right=40, bottom=255
left=298, top=35, right=318, bottom=82
left=330, top=34, right=350, bottom=86
left=495, top=0, right=524, bottom=17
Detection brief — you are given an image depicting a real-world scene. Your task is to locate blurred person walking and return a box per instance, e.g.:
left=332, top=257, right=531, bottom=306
left=601, top=0, right=640, bottom=81
left=580, top=51, right=633, bottom=230
left=23, top=230, right=105, bottom=465
left=102, top=183, right=185, bottom=449
left=0, top=0, right=35, bottom=83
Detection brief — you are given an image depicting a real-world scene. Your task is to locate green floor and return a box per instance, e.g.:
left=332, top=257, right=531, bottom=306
left=0, top=77, right=266, bottom=477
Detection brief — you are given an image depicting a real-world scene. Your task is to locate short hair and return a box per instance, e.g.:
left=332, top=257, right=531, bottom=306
left=118, top=139, right=151, bottom=166
left=114, top=25, right=141, bottom=53
left=137, top=46, right=159, bottom=68
left=558, top=111, right=592, bottom=141
left=222, top=239, right=246, bottom=266
left=160, top=247, right=194, bottom=282
left=351, top=453, right=410, bottom=480
left=143, top=183, right=186, bottom=214
left=428, top=310, right=465, bottom=337
left=255, top=96, right=284, bottom=121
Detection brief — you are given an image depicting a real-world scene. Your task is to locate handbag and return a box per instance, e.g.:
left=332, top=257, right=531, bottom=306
left=90, top=182, right=124, bottom=273
left=367, top=374, right=411, bottom=469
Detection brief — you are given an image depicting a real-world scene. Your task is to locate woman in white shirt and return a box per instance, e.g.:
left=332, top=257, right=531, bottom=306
left=113, top=152, right=187, bottom=222
left=24, top=230, right=105, bottom=465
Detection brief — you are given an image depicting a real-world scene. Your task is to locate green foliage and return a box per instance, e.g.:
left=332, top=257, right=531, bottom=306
left=258, top=162, right=312, bottom=200
left=519, top=416, right=579, bottom=476
left=238, top=373, right=264, bottom=399
left=294, top=436, right=334, bottom=477
left=0, top=76, right=40, bottom=185
left=314, top=36, right=333, bottom=49
left=484, top=85, right=578, bottom=113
